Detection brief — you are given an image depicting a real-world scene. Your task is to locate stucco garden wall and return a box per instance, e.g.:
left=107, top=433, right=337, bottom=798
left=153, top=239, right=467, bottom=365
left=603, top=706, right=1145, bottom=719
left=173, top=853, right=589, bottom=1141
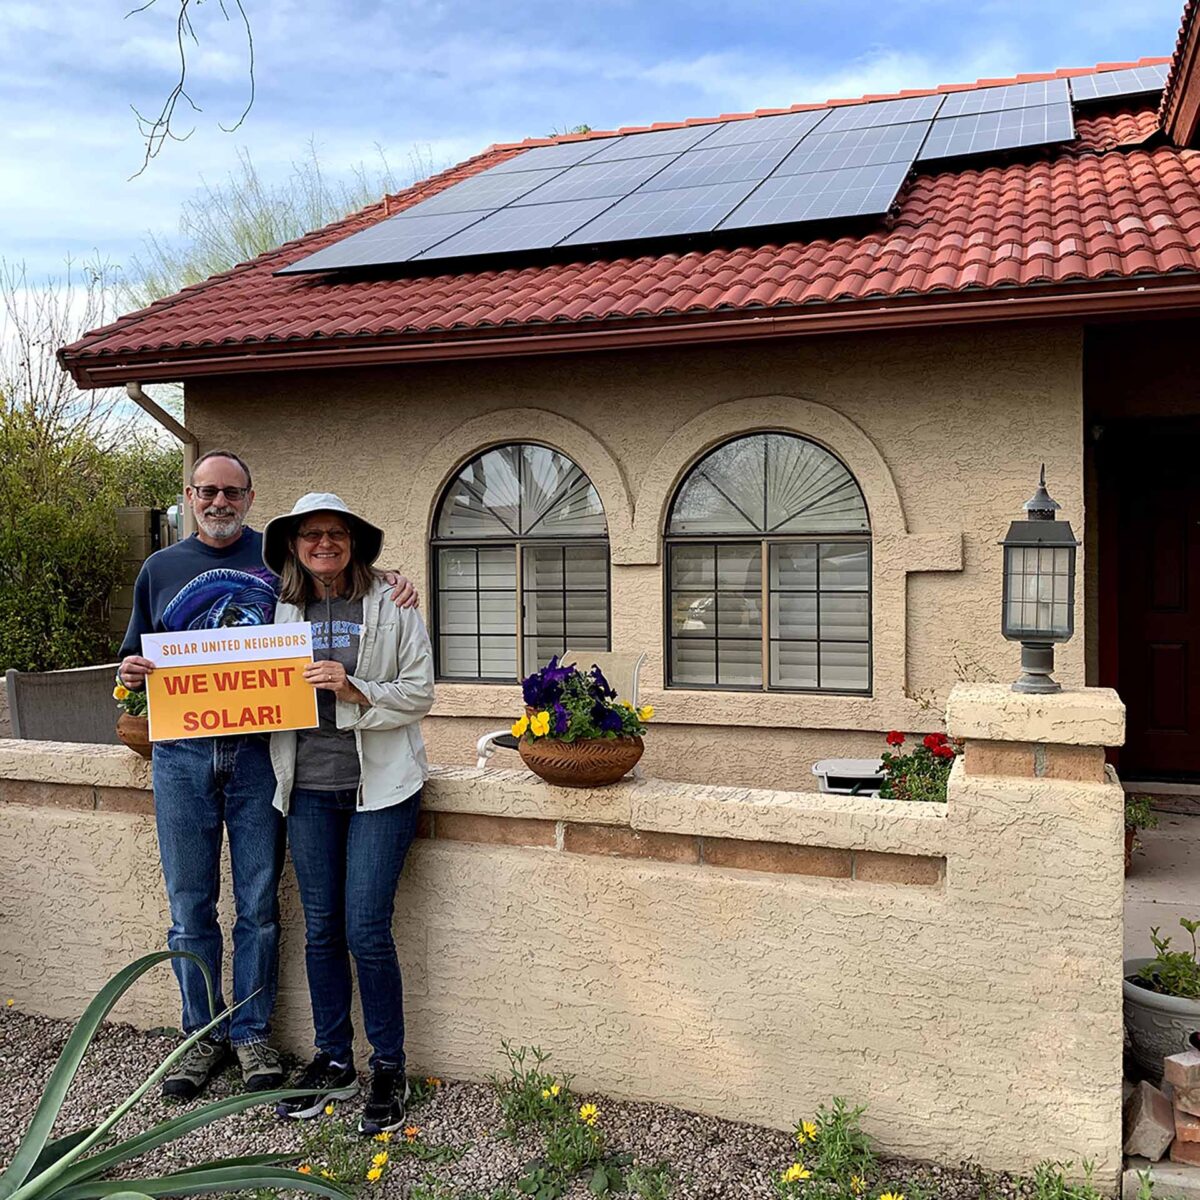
left=184, top=321, right=1085, bottom=788
left=0, top=683, right=1124, bottom=1184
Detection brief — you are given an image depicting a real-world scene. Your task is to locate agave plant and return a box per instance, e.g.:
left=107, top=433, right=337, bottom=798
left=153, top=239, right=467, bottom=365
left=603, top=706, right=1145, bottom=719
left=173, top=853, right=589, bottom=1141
left=0, top=951, right=351, bottom=1199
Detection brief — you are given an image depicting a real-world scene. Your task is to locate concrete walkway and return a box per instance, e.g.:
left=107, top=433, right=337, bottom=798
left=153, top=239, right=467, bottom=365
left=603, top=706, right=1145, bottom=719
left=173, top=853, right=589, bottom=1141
left=1126, top=804, right=1200, bottom=961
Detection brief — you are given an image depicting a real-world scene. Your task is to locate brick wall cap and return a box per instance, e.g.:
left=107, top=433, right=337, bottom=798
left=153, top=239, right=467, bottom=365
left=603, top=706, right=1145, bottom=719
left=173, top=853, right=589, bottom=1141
left=946, top=684, right=1125, bottom=747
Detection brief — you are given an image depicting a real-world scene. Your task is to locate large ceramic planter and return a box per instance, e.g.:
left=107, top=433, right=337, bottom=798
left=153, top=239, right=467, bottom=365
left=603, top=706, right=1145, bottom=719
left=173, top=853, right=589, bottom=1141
left=519, top=736, right=643, bottom=788
left=116, top=714, right=152, bottom=759
left=1124, top=957, right=1200, bottom=1082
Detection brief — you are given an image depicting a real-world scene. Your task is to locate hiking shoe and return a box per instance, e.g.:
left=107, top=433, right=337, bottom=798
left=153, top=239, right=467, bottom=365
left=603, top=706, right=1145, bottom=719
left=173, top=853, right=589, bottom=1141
left=357, top=1065, right=411, bottom=1136
left=162, top=1037, right=230, bottom=1100
left=236, top=1042, right=284, bottom=1093
left=275, top=1053, right=358, bottom=1120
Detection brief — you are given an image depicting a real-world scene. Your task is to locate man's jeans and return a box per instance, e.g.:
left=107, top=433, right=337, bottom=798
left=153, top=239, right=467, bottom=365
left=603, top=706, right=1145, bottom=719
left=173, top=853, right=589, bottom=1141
left=287, top=787, right=421, bottom=1069
left=153, top=735, right=284, bottom=1047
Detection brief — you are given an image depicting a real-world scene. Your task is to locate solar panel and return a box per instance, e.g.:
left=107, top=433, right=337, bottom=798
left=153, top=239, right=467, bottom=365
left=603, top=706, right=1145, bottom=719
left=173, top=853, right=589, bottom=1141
left=718, top=160, right=911, bottom=229
left=696, top=109, right=831, bottom=148
left=918, top=101, right=1075, bottom=159
left=395, top=167, right=566, bottom=217
left=815, top=94, right=945, bottom=132
left=1068, top=64, right=1170, bottom=103
left=937, top=77, right=1070, bottom=118
left=276, top=210, right=493, bottom=274
left=510, top=155, right=677, bottom=205
left=560, top=180, right=759, bottom=244
left=777, top=120, right=931, bottom=175
left=411, top=197, right=615, bottom=259
left=584, top=123, right=723, bottom=161
left=639, top=137, right=799, bottom=191
left=488, top=138, right=616, bottom=173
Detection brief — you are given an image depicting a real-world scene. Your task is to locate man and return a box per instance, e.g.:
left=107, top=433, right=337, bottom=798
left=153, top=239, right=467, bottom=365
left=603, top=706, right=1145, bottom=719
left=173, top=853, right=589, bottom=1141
left=119, top=450, right=417, bottom=1100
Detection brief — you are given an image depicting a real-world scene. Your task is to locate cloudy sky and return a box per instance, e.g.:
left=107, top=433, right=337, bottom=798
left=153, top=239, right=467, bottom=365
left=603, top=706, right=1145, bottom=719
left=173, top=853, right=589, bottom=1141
left=1, top=0, right=1186, bottom=283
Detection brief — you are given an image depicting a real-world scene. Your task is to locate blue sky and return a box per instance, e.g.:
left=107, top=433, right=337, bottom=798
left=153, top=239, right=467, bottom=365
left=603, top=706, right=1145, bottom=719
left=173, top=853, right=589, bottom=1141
left=0, top=0, right=1185, bottom=283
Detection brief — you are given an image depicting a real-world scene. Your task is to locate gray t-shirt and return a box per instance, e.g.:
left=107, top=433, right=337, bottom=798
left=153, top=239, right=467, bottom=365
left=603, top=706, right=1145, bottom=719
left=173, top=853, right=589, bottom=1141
left=294, top=594, right=364, bottom=792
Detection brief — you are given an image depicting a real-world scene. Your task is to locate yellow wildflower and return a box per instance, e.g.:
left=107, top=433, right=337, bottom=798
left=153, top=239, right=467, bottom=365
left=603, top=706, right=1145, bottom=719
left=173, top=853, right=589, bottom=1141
left=112, top=684, right=130, bottom=701
left=781, top=1163, right=811, bottom=1183
left=637, top=704, right=654, bottom=722
left=878, top=1192, right=905, bottom=1200
left=367, top=1166, right=383, bottom=1182
left=5, top=999, right=12, bottom=1008
left=320, top=1170, right=335, bottom=1180
left=541, top=1088, right=552, bottom=1099
left=324, top=1102, right=335, bottom=1116
left=374, top=1131, right=393, bottom=1143
left=579, top=1102, right=599, bottom=1126
left=511, top=714, right=530, bottom=737
left=297, top=1165, right=312, bottom=1175
left=851, top=1177, right=867, bottom=1195
left=801, top=1120, right=818, bottom=1142
left=404, top=1125, right=421, bottom=1140
left=530, top=710, right=551, bottom=737
left=425, top=1076, right=442, bottom=1087
left=372, top=1151, right=389, bottom=1167
left=550, top=1083, right=561, bottom=1096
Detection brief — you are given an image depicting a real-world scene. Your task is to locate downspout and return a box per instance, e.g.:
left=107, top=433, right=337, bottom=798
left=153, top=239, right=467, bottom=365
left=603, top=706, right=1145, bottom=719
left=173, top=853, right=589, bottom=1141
left=125, top=382, right=199, bottom=537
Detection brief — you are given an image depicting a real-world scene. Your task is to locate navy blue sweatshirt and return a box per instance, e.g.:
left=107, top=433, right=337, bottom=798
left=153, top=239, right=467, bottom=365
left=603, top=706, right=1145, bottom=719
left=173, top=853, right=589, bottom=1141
left=119, top=528, right=280, bottom=659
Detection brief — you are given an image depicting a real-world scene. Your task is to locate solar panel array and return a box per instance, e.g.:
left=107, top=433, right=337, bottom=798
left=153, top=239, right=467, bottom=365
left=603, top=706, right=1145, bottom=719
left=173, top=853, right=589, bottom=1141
left=279, top=65, right=1166, bottom=274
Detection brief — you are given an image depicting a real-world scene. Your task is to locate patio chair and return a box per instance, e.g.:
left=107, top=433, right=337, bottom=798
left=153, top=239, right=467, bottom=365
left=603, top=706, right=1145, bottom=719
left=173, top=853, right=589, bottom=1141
left=474, top=649, right=647, bottom=768
left=5, top=663, right=123, bottom=745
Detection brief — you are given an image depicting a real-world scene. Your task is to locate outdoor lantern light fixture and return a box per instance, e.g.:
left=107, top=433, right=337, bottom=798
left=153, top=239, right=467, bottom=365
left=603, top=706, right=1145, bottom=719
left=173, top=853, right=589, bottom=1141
left=1000, top=465, right=1079, bottom=694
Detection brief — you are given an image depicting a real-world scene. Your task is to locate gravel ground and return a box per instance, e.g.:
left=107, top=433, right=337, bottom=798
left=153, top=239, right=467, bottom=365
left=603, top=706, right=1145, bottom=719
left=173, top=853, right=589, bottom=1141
left=0, top=1010, right=1030, bottom=1200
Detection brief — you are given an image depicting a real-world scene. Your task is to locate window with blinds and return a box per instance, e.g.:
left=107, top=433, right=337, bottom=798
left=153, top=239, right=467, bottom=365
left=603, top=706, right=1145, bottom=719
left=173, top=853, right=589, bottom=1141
left=432, top=444, right=610, bottom=681
left=665, top=433, right=872, bottom=693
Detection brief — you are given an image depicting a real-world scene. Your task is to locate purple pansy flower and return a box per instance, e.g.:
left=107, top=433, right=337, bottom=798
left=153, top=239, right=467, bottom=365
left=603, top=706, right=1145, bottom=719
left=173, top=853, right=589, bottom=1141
left=552, top=703, right=569, bottom=735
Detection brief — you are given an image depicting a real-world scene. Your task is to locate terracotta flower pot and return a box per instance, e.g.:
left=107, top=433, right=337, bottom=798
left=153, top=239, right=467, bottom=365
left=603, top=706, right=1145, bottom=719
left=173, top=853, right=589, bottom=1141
left=116, top=714, right=152, bottom=759
left=519, top=735, right=643, bottom=788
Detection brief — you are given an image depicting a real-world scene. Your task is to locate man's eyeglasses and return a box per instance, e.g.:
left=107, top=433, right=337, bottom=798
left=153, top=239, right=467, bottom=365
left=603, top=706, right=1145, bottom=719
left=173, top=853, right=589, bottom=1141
left=297, top=528, right=350, bottom=544
left=193, top=485, right=250, bottom=502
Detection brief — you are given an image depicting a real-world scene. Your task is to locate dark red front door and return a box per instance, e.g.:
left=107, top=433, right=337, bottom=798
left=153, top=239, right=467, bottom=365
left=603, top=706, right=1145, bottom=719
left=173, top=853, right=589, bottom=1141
left=1107, top=423, right=1200, bottom=779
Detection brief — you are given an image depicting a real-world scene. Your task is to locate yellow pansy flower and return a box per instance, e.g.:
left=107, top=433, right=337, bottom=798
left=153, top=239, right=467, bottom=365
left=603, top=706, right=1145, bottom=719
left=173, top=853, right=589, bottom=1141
left=511, top=715, right=529, bottom=737
left=530, top=710, right=551, bottom=737
left=579, top=1102, right=599, bottom=1126
left=367, top=1166, right=383, bottom=1182
left=781, top=1163, right=811, bottom=1183
left=112, top=684, right=130, bottom=701
left=372, top=1151, right=389, bottom=1167
left=637, top=704, right=654, bottom=722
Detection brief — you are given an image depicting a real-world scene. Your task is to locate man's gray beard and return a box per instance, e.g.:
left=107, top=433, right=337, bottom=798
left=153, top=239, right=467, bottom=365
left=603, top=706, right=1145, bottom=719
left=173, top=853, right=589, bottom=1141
left=197, top=509, right=243, bottom=540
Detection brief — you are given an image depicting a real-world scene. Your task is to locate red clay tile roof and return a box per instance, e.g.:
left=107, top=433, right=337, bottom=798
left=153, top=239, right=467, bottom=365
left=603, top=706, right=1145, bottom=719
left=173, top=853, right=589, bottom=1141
left=62, top=59, right=1200, bottom=386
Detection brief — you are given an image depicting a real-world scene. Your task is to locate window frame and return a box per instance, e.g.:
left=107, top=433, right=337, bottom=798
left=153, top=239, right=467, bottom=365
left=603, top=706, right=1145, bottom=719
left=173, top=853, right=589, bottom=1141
left=430, top=443, right=612, bottom=684
left=663, top=433, right=873, bottom=696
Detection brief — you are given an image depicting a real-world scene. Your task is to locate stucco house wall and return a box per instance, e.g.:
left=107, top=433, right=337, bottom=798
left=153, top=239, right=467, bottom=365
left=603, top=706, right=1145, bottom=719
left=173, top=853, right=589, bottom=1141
left=186, top=321, right=1085, bottom=789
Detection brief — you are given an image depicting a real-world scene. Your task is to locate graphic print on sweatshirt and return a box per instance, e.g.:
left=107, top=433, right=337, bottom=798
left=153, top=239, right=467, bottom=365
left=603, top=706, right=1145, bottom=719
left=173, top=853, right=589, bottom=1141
left=161, top=567, right=279, bottom=631
left=310, top=618, right=363, bottom=652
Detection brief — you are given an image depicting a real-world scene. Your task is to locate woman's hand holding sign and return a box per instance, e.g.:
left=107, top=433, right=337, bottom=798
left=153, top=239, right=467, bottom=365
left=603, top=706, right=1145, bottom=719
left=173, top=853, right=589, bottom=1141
left=304, top=659, right=367, bottom=706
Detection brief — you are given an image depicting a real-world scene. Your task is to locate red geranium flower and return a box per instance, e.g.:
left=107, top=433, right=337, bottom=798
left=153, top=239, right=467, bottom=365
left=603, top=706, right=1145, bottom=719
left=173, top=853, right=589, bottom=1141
left=923, top=733, right=948, bottom=750
left=933, top=744, right=955, bottom=760
left=886, top=731, right=905, bottom=747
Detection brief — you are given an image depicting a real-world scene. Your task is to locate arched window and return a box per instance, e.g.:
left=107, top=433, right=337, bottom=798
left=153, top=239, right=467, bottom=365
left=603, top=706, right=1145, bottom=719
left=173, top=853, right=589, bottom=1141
left=665, top=432, right=871, bottom=693
left=432, top=443, right=610, bottom=681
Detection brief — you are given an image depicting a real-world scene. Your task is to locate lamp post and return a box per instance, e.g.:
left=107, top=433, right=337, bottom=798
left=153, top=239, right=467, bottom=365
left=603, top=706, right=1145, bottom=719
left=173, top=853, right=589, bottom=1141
left=1000, top=466, right=1079, bottom=694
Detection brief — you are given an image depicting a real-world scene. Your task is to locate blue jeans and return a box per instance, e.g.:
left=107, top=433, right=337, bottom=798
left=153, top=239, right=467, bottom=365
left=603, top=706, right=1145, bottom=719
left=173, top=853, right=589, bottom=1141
left=287, top=787, right=421, bottom=1069
left=153, top=735, right=284, bottom=1046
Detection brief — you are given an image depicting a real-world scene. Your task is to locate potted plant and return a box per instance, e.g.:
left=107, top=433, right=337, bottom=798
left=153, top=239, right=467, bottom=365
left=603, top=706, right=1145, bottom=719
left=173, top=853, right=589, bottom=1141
left=877, top=731, right=958, bottom=803
left=113, top=677, right=151, bottom=759
left=1124, top=793, right=1158, bottom=873
left=1124, top=918, right=1200, bottom=1082
left=513, top=657, right=651, bottom=788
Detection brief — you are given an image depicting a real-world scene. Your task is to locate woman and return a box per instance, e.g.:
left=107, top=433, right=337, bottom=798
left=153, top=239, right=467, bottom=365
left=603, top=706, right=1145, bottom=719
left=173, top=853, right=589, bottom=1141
left=263, top=492, right=434, bottom=1135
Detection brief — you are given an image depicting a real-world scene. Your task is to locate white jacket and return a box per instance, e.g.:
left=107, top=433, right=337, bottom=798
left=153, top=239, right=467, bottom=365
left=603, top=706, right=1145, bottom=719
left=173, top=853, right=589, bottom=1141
left=269, top=577, right=434, bottom=814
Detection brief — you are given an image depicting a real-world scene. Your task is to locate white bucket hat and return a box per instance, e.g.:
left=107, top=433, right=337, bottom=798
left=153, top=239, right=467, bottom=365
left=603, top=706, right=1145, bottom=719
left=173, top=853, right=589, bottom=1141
left=262, top=492, right=384, bottom=576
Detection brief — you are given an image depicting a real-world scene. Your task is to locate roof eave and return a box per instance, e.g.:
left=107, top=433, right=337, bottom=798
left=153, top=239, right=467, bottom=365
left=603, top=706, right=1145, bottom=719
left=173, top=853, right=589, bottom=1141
left=60, top=274, right=1200, bottom=389
left=1164, top=0, right=1200, bottom=146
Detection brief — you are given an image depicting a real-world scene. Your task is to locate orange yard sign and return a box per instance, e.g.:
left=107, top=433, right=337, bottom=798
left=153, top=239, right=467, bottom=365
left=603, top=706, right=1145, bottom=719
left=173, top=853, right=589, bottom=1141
left=142, top=623, right=318, bottom=741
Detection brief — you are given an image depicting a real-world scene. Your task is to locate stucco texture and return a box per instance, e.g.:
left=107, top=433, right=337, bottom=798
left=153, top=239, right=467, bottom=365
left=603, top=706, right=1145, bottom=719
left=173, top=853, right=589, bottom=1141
left=185, top=321, right=1084, bottom=788
left=0, top=683, right=1123, bottom=1184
